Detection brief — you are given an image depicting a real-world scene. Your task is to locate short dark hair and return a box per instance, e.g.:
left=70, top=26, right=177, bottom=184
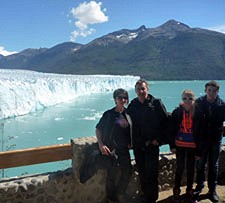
left=205, top=80, right=220, bottom=90
left=135, top=79, right=149, bottom=90
left=113, top=88, right=128, bottom=100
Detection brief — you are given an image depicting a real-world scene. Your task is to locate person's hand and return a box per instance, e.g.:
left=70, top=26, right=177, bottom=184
left=195, top=156, right=201, bottom=160
left=100, top=145, right=111, bottom=155
left=128, top=144, right=132, bottom=149
left=171, top=148, right=176, bottom=154
left=145, top=140, right=151, bottom=146
left=151, top=139, right=159, bottom=146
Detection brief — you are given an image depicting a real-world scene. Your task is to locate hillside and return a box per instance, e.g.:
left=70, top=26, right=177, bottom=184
left=1, top=20, right=225, bottom=80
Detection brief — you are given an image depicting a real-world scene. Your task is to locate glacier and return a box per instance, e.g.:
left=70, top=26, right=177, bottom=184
left=0, top=69, right=139, bottom=119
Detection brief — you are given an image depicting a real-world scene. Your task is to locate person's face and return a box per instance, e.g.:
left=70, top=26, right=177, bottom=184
left=115, top=94, right=128, bottom=107
left=135, top=82, right=148, bottom=99
left=205, top=85, right=219, bottom=102
left=182, top=94, right=194, bottom=110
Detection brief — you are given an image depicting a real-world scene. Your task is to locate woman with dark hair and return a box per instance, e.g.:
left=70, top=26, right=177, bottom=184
left=96, top=88, right=132, bottom=203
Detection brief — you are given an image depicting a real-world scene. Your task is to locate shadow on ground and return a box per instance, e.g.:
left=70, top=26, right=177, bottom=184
left=157, top=193, right=223, bottom=203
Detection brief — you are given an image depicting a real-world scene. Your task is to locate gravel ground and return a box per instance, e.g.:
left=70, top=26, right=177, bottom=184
left=158, top=184, right=225, bottom=203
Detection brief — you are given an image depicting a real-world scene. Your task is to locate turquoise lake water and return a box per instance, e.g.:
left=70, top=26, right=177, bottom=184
left=1, top=80, right=225, bottom=178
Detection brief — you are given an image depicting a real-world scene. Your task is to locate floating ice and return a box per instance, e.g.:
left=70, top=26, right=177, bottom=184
left=0, top=69, right=139, bottom=119
left=54, top=117, right=64, bottom=121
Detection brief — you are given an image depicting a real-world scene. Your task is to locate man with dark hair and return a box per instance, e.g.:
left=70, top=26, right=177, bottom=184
left=194, top=80, right=225, bottom=203
left=128, top=79, right=168, bottom=203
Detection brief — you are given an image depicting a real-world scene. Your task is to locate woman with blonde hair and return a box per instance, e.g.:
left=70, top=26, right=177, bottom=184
left=170, top=89, right=198, bottom=203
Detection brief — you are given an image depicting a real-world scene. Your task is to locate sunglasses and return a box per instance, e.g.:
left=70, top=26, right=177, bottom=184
left=182, top=97, right=194, bottom=101
left=116, top=96, right=128, bottom=100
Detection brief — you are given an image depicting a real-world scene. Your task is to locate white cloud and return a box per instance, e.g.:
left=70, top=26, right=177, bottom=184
left=207, top=24, right=225, bottom=34
left=70, top=1, right=108, bottom=42
left=70, top=28, right=95, bottom=42
left=0, top=46, right=17, bottom=56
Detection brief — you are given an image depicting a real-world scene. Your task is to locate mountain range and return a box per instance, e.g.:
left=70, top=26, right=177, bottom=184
left=1, top=19, right=225, bottom=80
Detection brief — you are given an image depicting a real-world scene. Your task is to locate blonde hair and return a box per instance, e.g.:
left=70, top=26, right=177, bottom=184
left=181, top=89, right=195, bottom=114
left=182, top=89, right=195, bottom=100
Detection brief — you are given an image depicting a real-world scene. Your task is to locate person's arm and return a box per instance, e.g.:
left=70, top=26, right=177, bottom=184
left=153, top=99, right=168, bottom=145
left=96, top=128, right=111, bottom=155
left=169, top=109, right=179, bottom=152
left=193, top=101, right=203, bottom=157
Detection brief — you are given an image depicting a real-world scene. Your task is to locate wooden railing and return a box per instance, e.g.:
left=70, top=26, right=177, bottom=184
left=0, top=125, right=224, bottom=170
left=0, top=143, right=72, bottom=169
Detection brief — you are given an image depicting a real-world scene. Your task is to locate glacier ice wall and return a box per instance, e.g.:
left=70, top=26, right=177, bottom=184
left=0, top=69, right=139, bottom=119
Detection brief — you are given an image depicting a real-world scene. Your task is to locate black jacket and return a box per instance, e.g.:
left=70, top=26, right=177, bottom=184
left=169, top=105, right=197, bottom=150
left=128, top=94, right=168, bottom=147
left=96, top=108, right=132, bottom=150
left=194, top=95, right=225, bottom=155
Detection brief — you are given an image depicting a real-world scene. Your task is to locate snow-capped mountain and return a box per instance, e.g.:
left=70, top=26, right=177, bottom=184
left=0, top=20, right=225, bottom=80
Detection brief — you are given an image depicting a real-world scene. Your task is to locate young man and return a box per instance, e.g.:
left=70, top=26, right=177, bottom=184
left=194, top=80, right=225, bottom=202
left=128, top=79, right=168, bottom=203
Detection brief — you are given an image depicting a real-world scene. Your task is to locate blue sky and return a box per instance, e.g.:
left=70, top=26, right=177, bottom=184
left=1, top=0, right=225, bottom=55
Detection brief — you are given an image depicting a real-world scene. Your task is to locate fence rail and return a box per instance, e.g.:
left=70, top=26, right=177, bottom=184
left=0, top=125, right=225, bottom=170
left=0, top=143, right=72, bottom=169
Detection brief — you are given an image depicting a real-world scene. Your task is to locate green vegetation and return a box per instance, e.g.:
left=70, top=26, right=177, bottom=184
left=1, top=21, right=225, bottom=80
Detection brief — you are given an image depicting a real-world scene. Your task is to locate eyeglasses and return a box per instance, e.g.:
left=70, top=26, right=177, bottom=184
left=116, top=96, right=128, bottom=100
left=182, top=97, right=194, bottom=101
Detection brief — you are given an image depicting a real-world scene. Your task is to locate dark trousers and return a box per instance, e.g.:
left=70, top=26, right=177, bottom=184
left=196, top=141, right=221, bottom=192
left=174, top=147, right=196, bottom=191
left=98, top=148, right=132, bottom=201
left=133, top=145, right=159, bottom=202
